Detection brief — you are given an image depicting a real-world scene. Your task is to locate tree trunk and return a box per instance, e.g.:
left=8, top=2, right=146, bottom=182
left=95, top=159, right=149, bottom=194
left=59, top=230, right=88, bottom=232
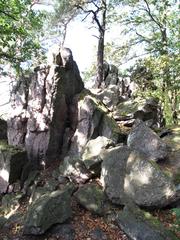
left=97, top=0, right=107, bottom=88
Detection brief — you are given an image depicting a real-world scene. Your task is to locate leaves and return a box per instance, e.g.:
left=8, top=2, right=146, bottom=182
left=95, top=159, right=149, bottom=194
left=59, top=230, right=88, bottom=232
left=0, top=0, right=44, bottom=70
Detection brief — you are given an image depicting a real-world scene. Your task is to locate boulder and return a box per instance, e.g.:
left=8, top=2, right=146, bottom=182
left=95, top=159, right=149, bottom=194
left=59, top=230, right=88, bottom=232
left=0, top=140, right=27, bottom=193
left=100, top=146, right=131, bottom=205
left=116, top=204, right=178, bottom=240
left=125, top=150, right=177, bottom=208
left=82, top=136, right=114, bottom=174
left=74, top=183, right=107, bottom=216
left=101, top=146, right=177, bottom=207
left=127, top=120, right=168, bottom=161
left=23, top=188, right=72, bottom=235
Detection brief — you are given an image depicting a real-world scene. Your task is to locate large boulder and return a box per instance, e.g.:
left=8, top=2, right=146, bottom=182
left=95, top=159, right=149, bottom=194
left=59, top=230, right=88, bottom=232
left=127, top=120, right=168, bottom=161
left=8, top=48, right=84, bottom=167
left=23, top=188, right=72, bottom=235
left=0, top=140, right=27, bottom=193
left=116, top=204, right=178, bottom=240
left=125, top=150, right=177, bottom=208
left=100, top=146, right=177, bottom=207
left=100, top=146, right=131, bottom=205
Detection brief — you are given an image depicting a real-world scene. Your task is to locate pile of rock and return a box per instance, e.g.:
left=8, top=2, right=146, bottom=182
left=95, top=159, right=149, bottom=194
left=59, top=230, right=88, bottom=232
left=0, top=49, right=179, bottom=239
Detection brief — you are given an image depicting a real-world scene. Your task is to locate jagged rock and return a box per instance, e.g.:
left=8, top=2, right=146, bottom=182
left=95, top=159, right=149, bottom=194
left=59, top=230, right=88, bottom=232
left=0, top=140, right=27, bottom=193
left=101, top=146, right=177, bottom=207
left=116, top=204, right=178, bottom=240
left=0, top=119, right=7, bottom=140
left=59, top=156, right=92, bottom=184
left=74, top=183, right=107, bottom=216
left=100, top=146, right=131, bottom=205
left=23, top=188, right=72, bottom=235
left=104, top=64, right=119, bottom=87
left=127, top=121, right=168, bottom=161
left=82, top=136, right=114, bottom=174
left=8, top=49, right=84, bottom=167
left=69, top=90, right=123, bottom=157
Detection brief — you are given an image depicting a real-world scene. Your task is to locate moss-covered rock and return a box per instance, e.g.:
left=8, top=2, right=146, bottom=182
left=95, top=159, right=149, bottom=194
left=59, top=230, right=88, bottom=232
left=116, top=204, right=179, bottom=240
left=23, top=188, right=72, bottom=235
left=74, top=183, right=108, bottom=216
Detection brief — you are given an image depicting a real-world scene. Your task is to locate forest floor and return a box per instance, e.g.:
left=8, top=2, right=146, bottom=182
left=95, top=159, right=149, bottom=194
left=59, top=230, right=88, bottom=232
left=0, top=162, right=180, bottom=240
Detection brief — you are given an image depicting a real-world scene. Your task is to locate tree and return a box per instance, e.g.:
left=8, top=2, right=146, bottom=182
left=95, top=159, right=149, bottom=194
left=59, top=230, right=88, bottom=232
left=0, top=0, right=44, bottom=72
left=110, top=0, right=179, bottom=123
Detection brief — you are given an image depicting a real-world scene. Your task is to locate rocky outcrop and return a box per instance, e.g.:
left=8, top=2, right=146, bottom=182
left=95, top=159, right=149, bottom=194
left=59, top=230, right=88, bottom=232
left=0, top=140, right=27, bottom=193
left=68, top=90, right=124, bottom=157
left=8, top=48, right=84, bottom=167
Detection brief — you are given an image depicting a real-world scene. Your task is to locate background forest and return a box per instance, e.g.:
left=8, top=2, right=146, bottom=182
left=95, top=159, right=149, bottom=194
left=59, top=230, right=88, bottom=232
left=0, top=0, right=179, bottom=124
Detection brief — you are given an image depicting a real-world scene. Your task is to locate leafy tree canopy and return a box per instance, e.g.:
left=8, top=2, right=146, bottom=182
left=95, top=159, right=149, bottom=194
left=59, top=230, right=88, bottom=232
left=0, top=0, right=44, bottom=72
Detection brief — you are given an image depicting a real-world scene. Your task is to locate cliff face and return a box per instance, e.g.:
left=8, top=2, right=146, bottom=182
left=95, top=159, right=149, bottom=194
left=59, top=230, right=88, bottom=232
left=7, top=49, right=84, bottom=168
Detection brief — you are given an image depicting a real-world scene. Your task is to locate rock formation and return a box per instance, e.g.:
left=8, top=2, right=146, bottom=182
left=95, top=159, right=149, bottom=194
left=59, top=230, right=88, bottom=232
left=7, top=47, right=84, bottom=168
left=1, top=49, right=179, bottom=239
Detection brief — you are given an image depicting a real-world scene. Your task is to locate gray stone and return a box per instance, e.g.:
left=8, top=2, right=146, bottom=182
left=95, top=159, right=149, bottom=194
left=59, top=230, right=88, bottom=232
left=116, top=204, right=178, bottom=240
left=69, top=90, right=106, bottom=156
left=100, top=146, right=131, bottom=205
left=8, top=49, right=84, bottom=167
left=82, top=136, right=114, bottom=174
left=127, top=120, right=168, bottom=161
left=101, top=146, right=177, bottom=207
left=23, top=189, right=72, bottom=235
left=59, top=156, right=92, bottom=184
left=74, top=183, right=107, bottom=215
left=0, top=140, right=27, bottom=193
left=96, top=85, right=121, bottom=111
left=125, top=151, right=177, bottom=208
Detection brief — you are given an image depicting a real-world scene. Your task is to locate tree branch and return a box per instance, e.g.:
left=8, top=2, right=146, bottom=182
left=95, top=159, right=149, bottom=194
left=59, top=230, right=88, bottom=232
left=143, top=0, right=163, bottom=29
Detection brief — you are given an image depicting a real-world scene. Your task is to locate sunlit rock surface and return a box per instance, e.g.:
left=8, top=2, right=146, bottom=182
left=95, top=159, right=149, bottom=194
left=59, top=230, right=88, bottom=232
left=7, top=48, right=84, bottom=167
left=127, top=120, right=168, bottom=161
left=100, top=146, right=177, bottom=207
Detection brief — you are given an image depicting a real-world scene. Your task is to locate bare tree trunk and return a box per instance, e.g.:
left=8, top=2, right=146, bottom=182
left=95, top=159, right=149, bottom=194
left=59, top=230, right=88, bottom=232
left=97, top=0, right=107, bottom=88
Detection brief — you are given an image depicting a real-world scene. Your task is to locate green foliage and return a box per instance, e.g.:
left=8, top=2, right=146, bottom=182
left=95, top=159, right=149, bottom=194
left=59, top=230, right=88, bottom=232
left=0, top=0, right=45, bottom=71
